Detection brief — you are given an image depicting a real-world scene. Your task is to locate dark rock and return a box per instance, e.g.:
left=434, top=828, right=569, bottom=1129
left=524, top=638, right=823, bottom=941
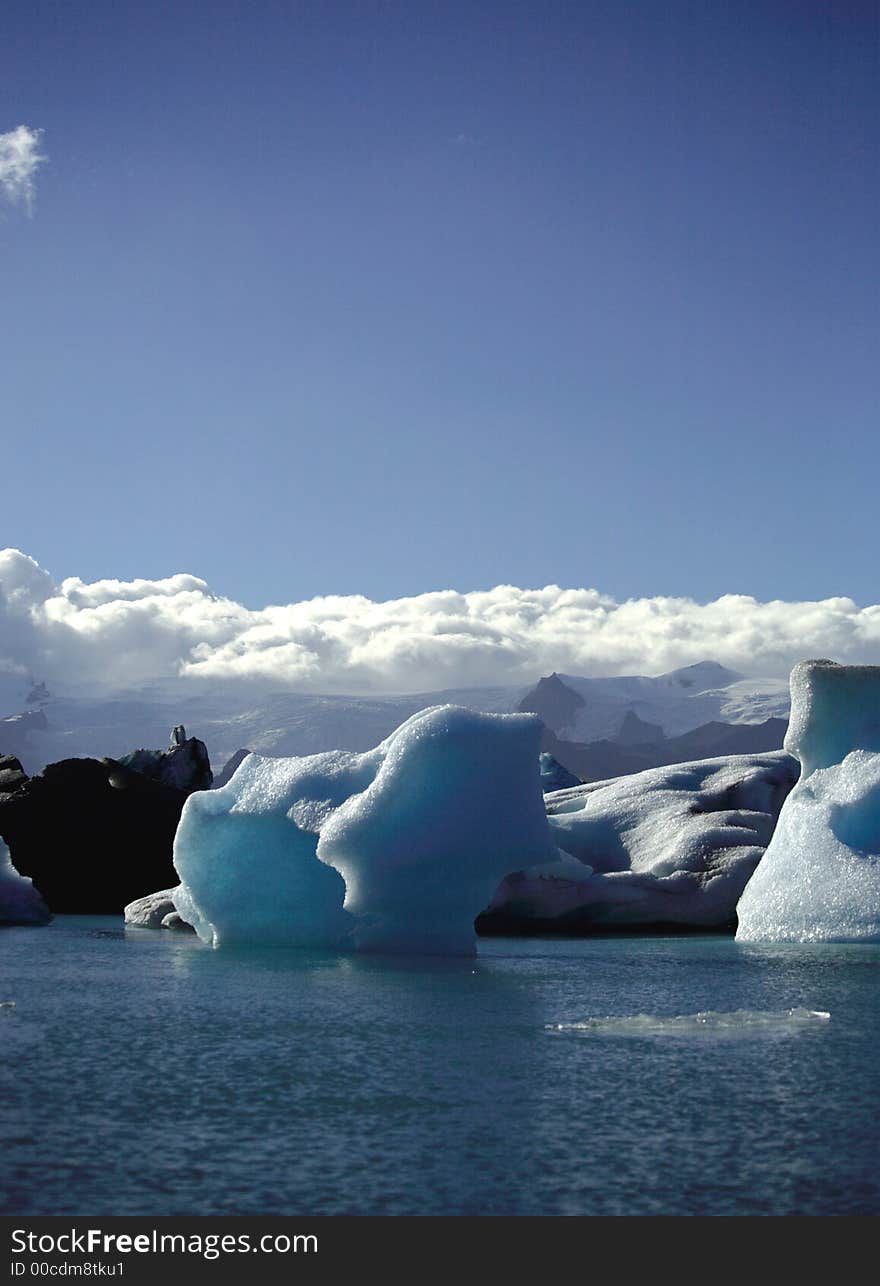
left=538, top=753, right=581, bottom=793
left=517, top=673, right=585, bottom=734
left=25, top=681, right=51, bottom=706
left=213, top=748, right=250, bottom=789
left=541, top=729, right=656, bottom=782
left=661, top=718, right=789, bottom=761
left=0, top=755, right=28, bottom=796
left=0, top=758, right=188, bottom=914
left=545, top=717, right=788, bottom=784
left=614, top=710, right=665, bottom=746
left=118, top=727, right=213, bottom=792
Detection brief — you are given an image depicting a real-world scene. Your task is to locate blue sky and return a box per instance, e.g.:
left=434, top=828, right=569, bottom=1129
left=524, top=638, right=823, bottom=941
left=2, top=0, right=877, bottom=610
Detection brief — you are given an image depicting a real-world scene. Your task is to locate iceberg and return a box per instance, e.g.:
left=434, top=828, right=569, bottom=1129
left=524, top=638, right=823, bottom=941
left=170, top=705, right=553, bottom=955
left=0, top=837, right=50, bottom=925
left=317, top=706, right=554, bottom=954
left=736, top=660, right=880, bottom=943
left=171, top=750, right=361, bottom=948
left=124, top=886, right=195, bottom=931
left=482, top=751, right=797, bottom=932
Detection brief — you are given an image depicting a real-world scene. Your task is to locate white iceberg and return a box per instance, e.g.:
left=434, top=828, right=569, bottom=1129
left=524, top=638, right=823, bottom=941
left=736, top=660, right=880, bottom=943
left=171, top=705, right=553, bottom=955
left=485, top=752, right=797, bottom=931
left=124, top=887, right=177, bottom=928
left=124, top=887, right=194, bottom=930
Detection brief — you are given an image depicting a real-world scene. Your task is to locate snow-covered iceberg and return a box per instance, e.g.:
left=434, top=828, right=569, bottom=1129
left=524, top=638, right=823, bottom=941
left=736, top=660, right=880, bottom=943
left=170, top=705, right=553, bottom=954
left=123, top=886, right=194, bottom=931
left=0, top=838, right=50, bottom=925
left=482, top=752, right=797, bottom=932
left=171, top=749, right=359, bottom=949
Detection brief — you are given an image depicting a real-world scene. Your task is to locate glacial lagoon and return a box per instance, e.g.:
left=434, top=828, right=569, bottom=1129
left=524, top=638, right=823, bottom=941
left=2, top=918, right=878, bottom=1216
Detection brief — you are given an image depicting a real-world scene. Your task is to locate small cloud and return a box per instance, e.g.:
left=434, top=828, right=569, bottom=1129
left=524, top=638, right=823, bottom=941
left=453, top=132, right=481, bottom=147
left=0, top=125, right=47, bottom=213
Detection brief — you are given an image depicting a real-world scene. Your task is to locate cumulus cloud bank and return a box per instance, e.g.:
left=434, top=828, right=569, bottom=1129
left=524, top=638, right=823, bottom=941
left=0, top=126, right=46, bottom=212
left=2, top=548, right=880, bottom=697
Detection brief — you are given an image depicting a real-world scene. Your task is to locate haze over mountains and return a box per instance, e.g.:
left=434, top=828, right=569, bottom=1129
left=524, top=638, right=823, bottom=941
left=1, top=660, right=790, bottom=781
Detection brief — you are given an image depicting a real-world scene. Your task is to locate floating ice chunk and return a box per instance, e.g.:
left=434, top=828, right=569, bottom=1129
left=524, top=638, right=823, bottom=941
left=784, top=658, right=880, bottom=776
left=483, top=752, right=797, bottom=931
left=169, top=705, right=553, bottom=954
left=317, top=706, right=554, bottom=954
left=171, top=749, right=369, bottom=947
left=123, top=885, right=197, bottom=933
left=737, top=661, right=880, bottom=943
left=124, top=887, right=180, bottom=929
left=549, top=1008, right=831, bottom=1038
left=0, top=837, right=50, bottom=925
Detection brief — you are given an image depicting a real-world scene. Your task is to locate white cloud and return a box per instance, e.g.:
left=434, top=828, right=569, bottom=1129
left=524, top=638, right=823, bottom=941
left=3, top=548, right=880, bottom=697
left=0, top=125, right=47, bottom=213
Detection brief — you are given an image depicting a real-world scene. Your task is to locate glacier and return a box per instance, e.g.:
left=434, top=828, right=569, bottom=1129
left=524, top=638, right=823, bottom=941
left=168, top=705, right=554, bottom=955
left=736, top=660, right=880, bottom=943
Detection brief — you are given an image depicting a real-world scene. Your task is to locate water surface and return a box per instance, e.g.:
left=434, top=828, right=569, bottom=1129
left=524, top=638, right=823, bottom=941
left=1, top=918, right=878, bottom=1215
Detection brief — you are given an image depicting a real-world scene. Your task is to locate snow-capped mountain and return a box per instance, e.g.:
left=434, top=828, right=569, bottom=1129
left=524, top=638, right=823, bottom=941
left=528, top=662, right=790, bottom=741
left=0, top=661, right=791, bottom=776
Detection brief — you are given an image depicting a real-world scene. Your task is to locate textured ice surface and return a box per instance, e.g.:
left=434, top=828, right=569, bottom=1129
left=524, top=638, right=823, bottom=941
left=488, top=752, right=797, bottom=929
left=172, top=705, right=552, bottom=954
left=317, top=706, right=553, bottom=954
left=0, top=838, right=50, bottom=925
left=124, top=887, right=180, bottom=929
left=549, top=1008, right=831, bottom=1038
left=172, top=749, right=363, bottom=948
left=737, top=661, right=880, bottom=943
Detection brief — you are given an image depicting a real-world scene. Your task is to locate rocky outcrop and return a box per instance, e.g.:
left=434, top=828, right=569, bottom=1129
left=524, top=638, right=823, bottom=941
left=212, top=748, right=250, bottom=789
left=0, top=730, right=212, bottom=914
left=538, top=753, right=581, bottom=793
left=615, top=710, right=664, bottom=745
left=518, top=672, right=787, bottom=783
left=545, top=717, right=788, bottom=784
left=118, top=726, right=213, bottom=792
left=0, top=758, right=186, bottom=913
left=0, top=755, right=28, bottom=796
left=517, top=674, right=585, bottom=734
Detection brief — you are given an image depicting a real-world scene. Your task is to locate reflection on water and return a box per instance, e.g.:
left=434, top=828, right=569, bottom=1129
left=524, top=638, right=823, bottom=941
left=549, top=1007, right=831, bottom=1038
